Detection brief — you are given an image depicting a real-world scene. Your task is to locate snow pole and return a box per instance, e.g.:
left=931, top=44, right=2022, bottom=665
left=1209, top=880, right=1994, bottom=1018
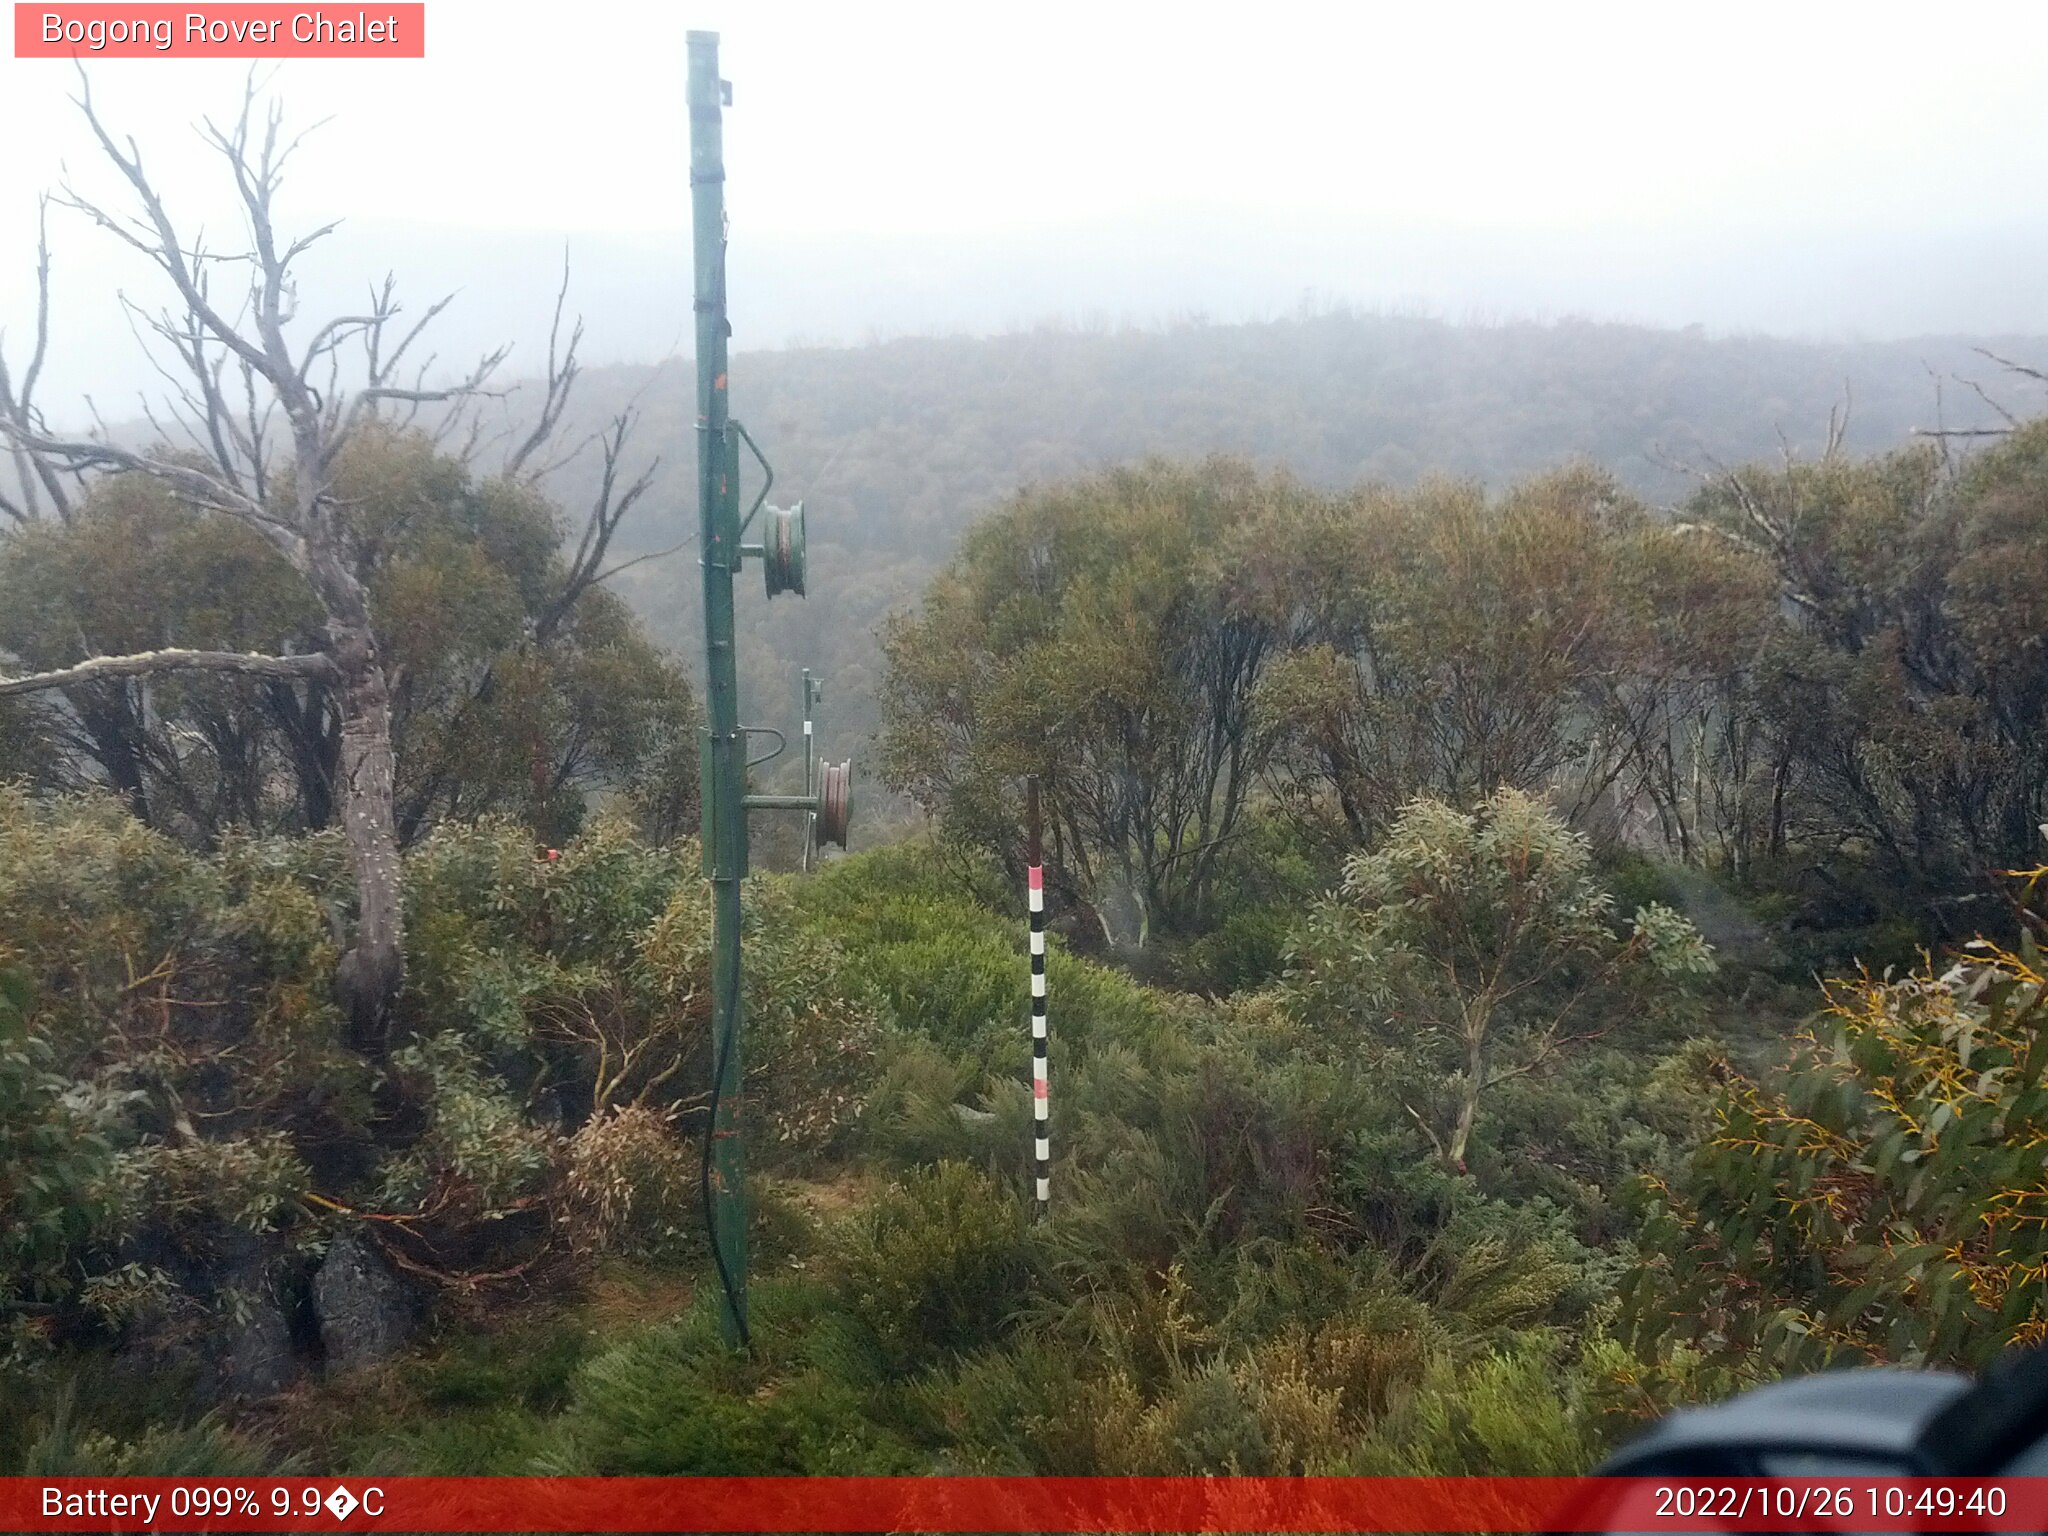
left=1027, top=778, right=1049, bottom=1213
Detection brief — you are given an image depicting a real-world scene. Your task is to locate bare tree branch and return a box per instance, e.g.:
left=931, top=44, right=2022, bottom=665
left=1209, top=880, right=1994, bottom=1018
left=535, top=410, right=657, bottom=641
left=1824, top=380, right=1851, bottom=460
left=0, top=418, right=293, bottom=536
left=1957, top=371, right=2020, bottom=429
left=0, top=195, right=74, bottom=522
left=503, top=248, right=582, bottom=480
left=583, top=530, right=698, bottom=589
left=59, top=66, right=274, bottom=381
left=0, top=647, right=337, bottom=698
left=1978, top=346, right=2048, bottom=387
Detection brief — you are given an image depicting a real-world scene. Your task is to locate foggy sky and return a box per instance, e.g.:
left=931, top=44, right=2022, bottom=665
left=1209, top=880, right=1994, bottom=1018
left=4, top=0, right=2048, bottom=412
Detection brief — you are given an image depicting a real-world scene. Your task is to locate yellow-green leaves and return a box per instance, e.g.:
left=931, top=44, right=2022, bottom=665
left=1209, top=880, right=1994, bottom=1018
left=1626, top=921, right=2048, bottom=1376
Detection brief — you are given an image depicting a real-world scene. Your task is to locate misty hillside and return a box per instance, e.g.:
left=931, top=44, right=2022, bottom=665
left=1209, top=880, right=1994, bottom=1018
left=525, top=307, right=2041, bottom=754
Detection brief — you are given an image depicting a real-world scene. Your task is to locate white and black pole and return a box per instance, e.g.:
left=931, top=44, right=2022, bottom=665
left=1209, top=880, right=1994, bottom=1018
left=1027, top=778, right=1049, bottom=1212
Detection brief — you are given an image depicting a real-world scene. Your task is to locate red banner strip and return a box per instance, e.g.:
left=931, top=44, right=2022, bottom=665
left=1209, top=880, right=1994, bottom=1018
left=2, top=1476, right=2042, bottom=1532
left=14, top=5, right=425, bottom=58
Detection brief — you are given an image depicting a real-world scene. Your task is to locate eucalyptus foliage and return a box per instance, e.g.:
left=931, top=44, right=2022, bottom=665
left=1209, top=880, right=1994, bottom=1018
left=1625, top=902, right=2048, bottom=1384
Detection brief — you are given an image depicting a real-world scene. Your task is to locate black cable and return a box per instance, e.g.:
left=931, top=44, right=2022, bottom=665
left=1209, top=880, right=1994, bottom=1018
left=698, top=964, right=751, bottom=1350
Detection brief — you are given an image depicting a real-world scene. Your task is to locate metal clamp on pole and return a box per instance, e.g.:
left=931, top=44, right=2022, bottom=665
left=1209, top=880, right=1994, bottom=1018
left=740, top=771, right=850, bottom=836
left=742, top=672, right=851, bottom=859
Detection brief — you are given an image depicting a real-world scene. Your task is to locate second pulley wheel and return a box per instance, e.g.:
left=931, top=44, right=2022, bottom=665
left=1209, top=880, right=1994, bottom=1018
left=816, top=759, right=851, bottom=849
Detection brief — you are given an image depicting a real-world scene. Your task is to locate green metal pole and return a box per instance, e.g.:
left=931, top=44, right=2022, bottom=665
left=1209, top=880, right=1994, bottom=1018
left=689, top=29, right=749, bottom=1348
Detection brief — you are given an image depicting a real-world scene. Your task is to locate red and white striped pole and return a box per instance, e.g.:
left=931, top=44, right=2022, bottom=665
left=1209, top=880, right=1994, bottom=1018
left=1027, top=778, right=1049, bottom=1212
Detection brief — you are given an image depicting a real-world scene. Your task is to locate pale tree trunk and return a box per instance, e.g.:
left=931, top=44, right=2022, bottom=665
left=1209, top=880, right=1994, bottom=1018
left=1444, top=1009, right=1490, bottom=1171
left=329, top=623, right=404, bottom=1047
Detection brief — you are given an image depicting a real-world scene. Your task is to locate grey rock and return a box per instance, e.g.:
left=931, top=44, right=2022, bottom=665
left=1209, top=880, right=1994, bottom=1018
left=221, top=1279, right=298, bottom=1397
left=110, top=1233, right=306, bottom=1402
left=312, top=1231, right=420, bottom=1372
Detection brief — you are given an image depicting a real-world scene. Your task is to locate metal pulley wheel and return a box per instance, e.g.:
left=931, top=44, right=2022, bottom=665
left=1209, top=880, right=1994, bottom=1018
left=816, top=759, right=851, bottom=849
left=763, top=501, right=806, bottom=598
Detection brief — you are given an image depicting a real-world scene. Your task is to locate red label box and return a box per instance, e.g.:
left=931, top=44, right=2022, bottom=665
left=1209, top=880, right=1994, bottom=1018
left=14, top=4, right=425, bottom=57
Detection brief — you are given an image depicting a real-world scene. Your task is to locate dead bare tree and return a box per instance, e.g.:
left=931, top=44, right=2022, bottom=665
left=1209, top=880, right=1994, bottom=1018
left=0, top=198, right=80, bottom=525
left=1912, top=349, right=2048, bottom=449
left=0, top=75, right=645, bottom=1048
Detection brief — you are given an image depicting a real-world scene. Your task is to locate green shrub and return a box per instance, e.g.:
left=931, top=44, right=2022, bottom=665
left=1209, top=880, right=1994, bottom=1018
left=419, top=1325, right=590, bottom=1414
left=0, top=965, right=109, bottom=1266
left=404, top=816, right=876, bottom=1170
left=562, top=1106, right=696, bottom=1258
left=15, top=1412, right=281, bottom=1477
left=804, top=861, right=1021, bottom=1068
left=114, top=1133, right=310, bottom=1245
left=909, top=1341, right=1145, bottom=1473
left=803, top=845, right=1169, bottom=1061
left=555, top=1364, right=913, bottom=1475
left=541, top=1281, right=921, bottom=1474
left=381, top=1032, right=557, bottom=1213
left=1466, top=1040, right=1723, bottom=1246
left=834, top=1162, right=1036, bottom=1372
left=354, top=1405, right=554, bottom=1476
left=1598, top=849, right=1685, bottom=918
left=1174, top=908, right=1295, bottom=996
left=1351, top=1333, right=1605, bottom=1474
left=737, top=878, right=884, bottom=1167
left=856, top=1035, right=985, bottom=1168
left=3, top=1372, right=284, bottom=1477
left=1131, top=1359, right=1276, bottom=1473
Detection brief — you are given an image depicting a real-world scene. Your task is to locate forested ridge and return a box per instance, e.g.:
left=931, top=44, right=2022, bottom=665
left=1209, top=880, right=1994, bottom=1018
left=539, top=309, right=2042, bottom=754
